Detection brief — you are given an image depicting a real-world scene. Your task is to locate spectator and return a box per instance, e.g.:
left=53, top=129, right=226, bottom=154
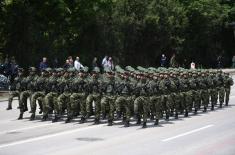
left=68, top=56, right=74, bottom=66
left=232, top=55, right=235, bottom=68
left=63, top=59, right=72, bottom=69
left=92, top=57, right=98, bottom=70
left=9, top=57, right=18, bottom=83
left=160, top=54, right=167, bottom=67
left=74, top=57, right=84, bottom=71
left=39, top=57, right=48, bottom=71
left=102, top=55, right=108, bottom=68
left=107, top=57, right=114, bottom=70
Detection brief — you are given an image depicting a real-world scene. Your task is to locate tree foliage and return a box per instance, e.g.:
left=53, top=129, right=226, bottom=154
left=0, top=0, right=234, bottom=68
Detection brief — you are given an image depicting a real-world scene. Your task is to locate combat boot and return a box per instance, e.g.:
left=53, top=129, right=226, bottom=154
left=116, top=111, right=122, bottom=119
left=6, top=106, right=12, bottom=110
left=194, top=109, right=197, bottom=115
left=166, top=115, right=169, bottom=121
left=219, top=103, right=222, bottom=108
left=211, top=104, right=214, bottom=111
left=108, top=120, right=113, bottom=126
left=65, top=117, right=72, bottom=123
left=122, top=116, right=126, bottom=123
left=136, top=118, right=141, bottom=125
left=41, top=115, right=48, bottom=121
left=18, top=113, right=23, bottom=120
left=102, top=113, right=106, bottom=120
left=30, top=113, right=35, bottom=120
left=142, top=122, right=147, bottom=128
left=150, top=114, right=154, bottom=120
left=80, top=117, right=86, bottom=123
left=203, top=107, right=207, bottom=112
left=184, top=111, right=188, bottom=117
left=154, top=119, right=159, bottom=125
left=52, top=115, right=59, bottom=123
left=94, top=118, right=100, bottom=124
left=124, top=121, right=129, bottom=127
left=225, top=102, right=228, bottom=106
left=23, top=106, right=28, bottom=112
left=175, top=113, right=178, bottom=119
left=39, top=109, right=43, bottom=114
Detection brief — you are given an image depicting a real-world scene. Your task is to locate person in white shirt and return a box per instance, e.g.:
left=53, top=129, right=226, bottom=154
left=107, top=57, right=114, bottom=70
left=102, top=56, right=108, bottom=68
left=74, top=57, right=84, bottom=71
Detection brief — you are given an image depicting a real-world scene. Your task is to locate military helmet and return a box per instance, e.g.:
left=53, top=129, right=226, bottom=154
left=92, top=67, right=100, bottom=73
left=29, top=67, right=36, bottom=72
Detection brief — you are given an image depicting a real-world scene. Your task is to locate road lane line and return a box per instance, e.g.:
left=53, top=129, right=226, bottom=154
left=0, top=124, right=105, bottom=149
left=162, top=124, right=214, bottom=142
left=0, top=123, right=53, bottom=135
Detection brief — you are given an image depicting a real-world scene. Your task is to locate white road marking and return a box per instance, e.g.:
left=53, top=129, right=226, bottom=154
left=0, top=124, right=105, bottom=149
left=162, top=124, right=214, bottom=142
left=0, top=123, right=53, bottom=135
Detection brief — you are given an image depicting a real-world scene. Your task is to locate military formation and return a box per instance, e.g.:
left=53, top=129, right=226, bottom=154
left=6, top=66, right=234, bottom=128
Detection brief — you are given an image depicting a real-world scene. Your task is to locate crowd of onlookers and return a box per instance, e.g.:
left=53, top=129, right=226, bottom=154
left=38, top=55, right=114, bottom=72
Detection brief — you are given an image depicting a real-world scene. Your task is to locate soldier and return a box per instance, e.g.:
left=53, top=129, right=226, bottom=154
left=217, top=70, right=225, bottom=108
left=18, top=67, right=39, bottom=120
left=193, top=71, right=202, bottom=114
left=42, top=68, right=59, bottom=121
left=115, top=69, right=133, bottom=127
left=210, top=71, right=219, bottom=110
left=52, top=69, right=71, bottom=122
left=134, top=72, right=150, bottom=128
left=224, top=73, right=233, bottom=106
left=85, top=67, right=102, bottom=124
left=200, top=71, right=210, bottom=112
left=30, top=69, right=49, bottom=120
left=100, top=68, right=116, bottom=126
left=7, top=68, right=24, bottom=110
left=66, top=67, right=88, bottom=123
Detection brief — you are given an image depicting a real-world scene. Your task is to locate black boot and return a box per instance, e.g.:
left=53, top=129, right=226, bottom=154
left=122, top=117, right=126, bottom=123
left=65, top=117, right=72, bottom=123
left=108, top=120, right=113, bottom=126
left=52, top=115, right=59, bottom=123
left=150, top=114, right=154, bottom=120
left=136, top=117, right=141, bottom=125
left=225, top=102, right=228, bottom=106
left=184, top=111, right=188, bottom=117
left=124, top=121, right=129, bottom=127
left=6, top=106, right=12, bottom=110
left=18, top=113, right=23, bottom=120
left=175, top=113, right=178, bottom=119
left=211, top=105, right=214, bottom=111
left=116, top=111, right=121, bottom=119
left=219, top=103, right=222, bottom=108
left=194, top=109, right=197, bottom=115
left=102, top=113, right=106, bottom=120
left=142, top=122, right=147, bottom=128
left=154, top=119, right=159, bottom=125
left=39, top=109, right=43, bottom=114
left=30, top=113, right=35, bottom=120
left=94, top=118, right=100, bottom=124
left=23, top=107, right=28, bottom=112
left=41, top=115, right=48, bottom=121
left=80, top=117, right=86, bottom=123
left=166, top=115, right=169, bottom=121
left=203, top=107, right=207, bottom=112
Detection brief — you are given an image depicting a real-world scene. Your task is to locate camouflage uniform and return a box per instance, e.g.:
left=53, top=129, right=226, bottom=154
left=224, top=73, right=233, bottom=106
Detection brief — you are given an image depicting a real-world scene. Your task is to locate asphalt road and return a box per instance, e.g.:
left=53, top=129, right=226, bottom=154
left=0, top=78, right=235, bottom=155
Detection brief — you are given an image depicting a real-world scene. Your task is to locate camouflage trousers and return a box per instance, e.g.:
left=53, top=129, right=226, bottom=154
left=115, top=95, right=132, bottom=121
left=184, top=91, right=193, bottom=112
left=225, top=87, right=230, bottom=105
left=43, top=92, right=58, bottom=117
left=192, top=90, right=201, bottom=111
left=210, top=89, right=218, bottom=106
left=201, top=89, right=210, bottom=109
left=86, top=93, right=101, bottom=119
left=134, top=96, right=149, bottom=122
left=19, top=90, right=33, bottom=113
left=8, top=91, right=20, bottom=109
left=101, top=94, right=116, bottom=121
left=68, top=92, right=86, bottom=118
left=149, top=95, right=163, bottom=120
left=218, top=87, right=225, bottom=105
left=173, top=93, right=181, bottom=115
left=31, top=91, right=45, bottom=114
left=56, top=92, right=71, bottom=116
